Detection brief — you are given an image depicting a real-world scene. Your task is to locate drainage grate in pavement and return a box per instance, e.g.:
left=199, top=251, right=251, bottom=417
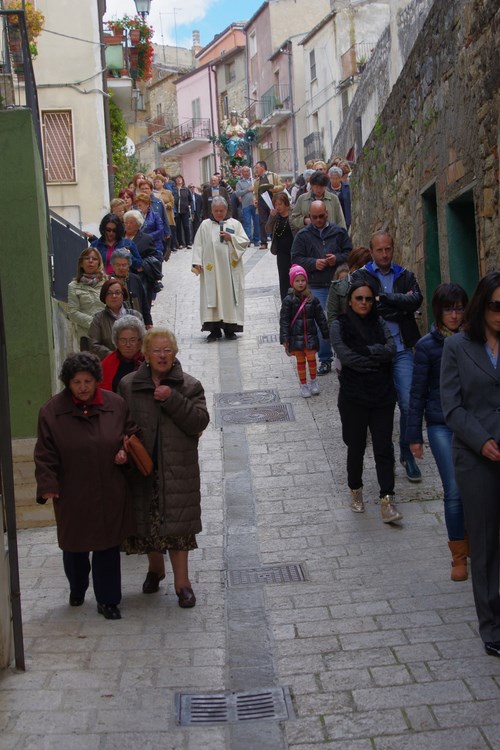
left=226, top=563, right=306, bottom=587
left=215, top=403, right=294, bottom=427
left=215, top=389, right=280, bottom=407
left=175, top=686, right=294, bottom=726
left=257, top=332, right=280, bottom=344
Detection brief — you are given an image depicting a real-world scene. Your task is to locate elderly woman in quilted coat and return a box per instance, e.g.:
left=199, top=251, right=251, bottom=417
left=118, top=327, right=210, bottom=608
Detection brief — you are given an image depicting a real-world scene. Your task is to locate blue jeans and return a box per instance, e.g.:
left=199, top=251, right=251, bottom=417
left=393, top=349, right=414, bottom=459
left=311, top=286, right=333, bottom=363
left=427, top=423, right=465, bottom=540
left=242, top=204, right=260, bottom=244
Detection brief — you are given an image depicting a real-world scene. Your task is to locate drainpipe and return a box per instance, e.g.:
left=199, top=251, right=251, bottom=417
left=286, top=41, right=299, bottom=179
left=98, top=0, right=114, bottom=200
left=208, top=65, right=217, bottom=172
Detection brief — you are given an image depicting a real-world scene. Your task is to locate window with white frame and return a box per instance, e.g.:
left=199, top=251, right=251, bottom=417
left=310, top=50, right=317, bottom=82
left=192, top=97, right=201, bottom=121
left=41, top=110, right=76, bottom=183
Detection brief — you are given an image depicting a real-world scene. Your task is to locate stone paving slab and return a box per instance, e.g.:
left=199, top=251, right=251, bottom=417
left=2, top=247, right=500, bottom=749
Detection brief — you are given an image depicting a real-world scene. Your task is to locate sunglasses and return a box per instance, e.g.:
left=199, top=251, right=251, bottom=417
left=353, top=295, right=374, bottom=303
left=105, top=226, right=117, bottom=233
left=488, top=300, right=500, bottom=313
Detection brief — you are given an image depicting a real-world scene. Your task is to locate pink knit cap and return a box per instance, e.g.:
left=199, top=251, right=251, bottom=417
left=289, top=264, right=308, bottom=285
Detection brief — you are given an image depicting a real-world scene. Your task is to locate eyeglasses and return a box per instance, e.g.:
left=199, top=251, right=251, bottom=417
left=105, top=226, right=117, bottom=233
left=353, top=295, right=374, bottom=303
left=151, top=348, right=174, bottom=356
left=118, top=337, right=139, bottom=345
left=106, top=290, right=123, bottom=297
left=310, top=213, right=327, bottom=220
left=442, top=306, right=465, bottom=314
left=487, top=300, right=500, bottom=313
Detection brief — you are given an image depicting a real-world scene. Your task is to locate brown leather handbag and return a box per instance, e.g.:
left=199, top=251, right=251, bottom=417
left=127, top=434, right=153, bottom=476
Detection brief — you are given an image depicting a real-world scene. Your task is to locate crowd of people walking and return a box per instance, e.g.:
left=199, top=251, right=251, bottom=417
left=36, top=158, right=500, bottom=659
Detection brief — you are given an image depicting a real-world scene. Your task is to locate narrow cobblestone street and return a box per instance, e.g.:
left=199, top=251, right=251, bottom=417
left=1, top=247, right=499, bottom=750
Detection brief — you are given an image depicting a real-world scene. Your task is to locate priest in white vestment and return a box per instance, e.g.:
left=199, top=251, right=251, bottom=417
left=192, top=196, right=249, bottom=341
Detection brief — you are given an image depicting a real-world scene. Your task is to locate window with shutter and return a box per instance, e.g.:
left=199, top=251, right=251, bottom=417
left=42, top=110, right=76, bottom=183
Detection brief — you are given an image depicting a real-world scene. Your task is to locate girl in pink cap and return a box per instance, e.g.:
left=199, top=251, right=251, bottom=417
left=279, top=264, right=330, bottom=397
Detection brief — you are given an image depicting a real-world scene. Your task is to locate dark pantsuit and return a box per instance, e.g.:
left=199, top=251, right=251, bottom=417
left=455, top=457, right=500, bottom=642
left=277, top=252, right=292, bottom=301
left=338, top=396, right=395, bottom=496
left=258, top=200, right=270, bottom=244
left=63, top=546, right=121, bottom=605
left=175, top=212, right=191, bottom=246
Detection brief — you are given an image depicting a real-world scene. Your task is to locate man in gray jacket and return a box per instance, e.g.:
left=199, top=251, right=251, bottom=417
left=291, top=200, right=352, bottom=374
left=235, top=166, right=260, bottom=246
left=291, top=171, right=346, bottom=233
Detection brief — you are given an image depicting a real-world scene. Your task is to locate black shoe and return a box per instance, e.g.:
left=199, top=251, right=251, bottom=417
left=206, top=331, right=221, bottom=342
left=485, top=642, right=500, bottom=657
left=97, top=603, right=121, bottom=620
left=69, top=593, right=85, bottom=607
left=142, top=571, right=165, bottom=594
left=317, top=362, right=332, bottom=375
left=400, top=454, right=422, bottom=482
left=225, top=332, right=237, bottom=340
left=176, top=587, right=196, bottom=608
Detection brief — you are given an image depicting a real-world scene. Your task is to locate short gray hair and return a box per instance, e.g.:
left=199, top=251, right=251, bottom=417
left=123, top=209, right=144, bottom=228
left=111, top=315, right=146, bottom=346
left=329, top=166, right=343, bottom=177
left=110, top=248, right=132, bottom=264
left=212, top=196, right=228, bottom=210
left=303, top=169, right=315, bottom=181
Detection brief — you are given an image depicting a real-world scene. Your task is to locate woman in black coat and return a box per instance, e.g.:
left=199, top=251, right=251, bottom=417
left=331, top=280, right=400, bottom=523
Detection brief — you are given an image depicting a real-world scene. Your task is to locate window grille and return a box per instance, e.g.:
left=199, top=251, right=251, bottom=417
left=42, top=110, right=76, bottom=183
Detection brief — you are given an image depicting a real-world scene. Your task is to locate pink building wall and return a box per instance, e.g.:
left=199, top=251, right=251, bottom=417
left=175, top=65, right=218, bottom=185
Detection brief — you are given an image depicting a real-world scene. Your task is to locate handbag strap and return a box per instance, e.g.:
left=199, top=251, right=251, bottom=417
left=291, top=297, right=308, bottom=328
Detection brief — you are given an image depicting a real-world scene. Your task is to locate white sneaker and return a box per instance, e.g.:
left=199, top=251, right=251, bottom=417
left=310, top=378, right=319, bottom=395
left=300, top=383, right=311, bottom=398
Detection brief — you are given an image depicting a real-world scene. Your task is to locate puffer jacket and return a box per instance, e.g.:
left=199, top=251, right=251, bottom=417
left=118, top=360, right=210, bottom=538
left=350, top=260, right=423, bottom=347
left=67, top=279, right=105, bottom=340
left=280, top=291, right=329, bottom=351
left=406, top=324, right=450, bottom=443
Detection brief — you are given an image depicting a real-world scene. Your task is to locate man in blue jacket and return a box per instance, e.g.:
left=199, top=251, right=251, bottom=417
left=291, top=200, right=352, bottom=374
left=351, top=230, right=423, bottom=482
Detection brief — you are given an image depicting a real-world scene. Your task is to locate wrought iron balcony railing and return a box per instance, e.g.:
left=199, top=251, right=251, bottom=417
left=158, top=118, right=211, bottom=152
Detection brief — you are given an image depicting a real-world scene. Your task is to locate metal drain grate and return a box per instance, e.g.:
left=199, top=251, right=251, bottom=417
left=226, top=563, right=306, bottom=587
left=175, top=686, right=294, bottom=726
left=257, top=333, right=280, bottom=344
left=215, top=389, right=280, bottom=407
left=216, top=403, right=294, bottom=427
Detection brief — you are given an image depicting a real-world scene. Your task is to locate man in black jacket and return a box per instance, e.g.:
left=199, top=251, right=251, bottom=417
left=350, top=231, right=423, bottom=481
left=291, top=200, right=352, bottom=374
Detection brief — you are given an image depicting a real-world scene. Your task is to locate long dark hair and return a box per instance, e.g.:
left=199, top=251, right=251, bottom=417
left=431, top=283, right=468, bottom=328
left=463, top=271, right=500, bottom=341
left=99, top=213, right=124, bottom=242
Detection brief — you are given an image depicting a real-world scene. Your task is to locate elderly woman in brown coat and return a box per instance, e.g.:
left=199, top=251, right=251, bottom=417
left=34, top=352, right=137, bottom=620
left=118, top=328, right=210, bottom=607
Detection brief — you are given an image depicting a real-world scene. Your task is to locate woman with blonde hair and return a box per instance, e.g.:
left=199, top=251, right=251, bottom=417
left=119, top=328, right=210, bottom=606
left=67, top=247, right=107, bottom=350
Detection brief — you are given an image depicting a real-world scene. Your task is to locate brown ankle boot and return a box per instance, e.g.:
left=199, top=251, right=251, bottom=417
left=448, top=540, right=468, bottom=581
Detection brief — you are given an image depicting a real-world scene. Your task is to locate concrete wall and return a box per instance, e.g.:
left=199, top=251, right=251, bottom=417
left=350, top=0, right=499, bottom=322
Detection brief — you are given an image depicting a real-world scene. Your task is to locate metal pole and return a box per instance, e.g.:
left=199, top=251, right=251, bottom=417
left=287, top=43, right=299, bottom=179
left=0, top=276, right=25, bottom=671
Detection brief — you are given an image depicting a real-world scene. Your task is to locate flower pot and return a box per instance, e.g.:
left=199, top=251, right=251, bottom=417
left=129, top=29, right=141, bottom=45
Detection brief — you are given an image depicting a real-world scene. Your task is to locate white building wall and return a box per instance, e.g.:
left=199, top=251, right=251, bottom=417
left=34, top=0, right=109, bottom=233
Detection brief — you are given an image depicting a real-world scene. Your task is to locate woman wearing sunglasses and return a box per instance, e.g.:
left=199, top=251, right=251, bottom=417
left=331, top=279, right=402, bottom=523
left=441, top=271, right=500, bottom=657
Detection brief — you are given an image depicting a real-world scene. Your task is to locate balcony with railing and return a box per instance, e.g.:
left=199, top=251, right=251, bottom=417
left=261, top=83, right=291, bottom=126
left=303, top=131, right=324, bottom=163
left=340, top=41, right=374, bottom=83
left=158, top=118, right=212, bottom=154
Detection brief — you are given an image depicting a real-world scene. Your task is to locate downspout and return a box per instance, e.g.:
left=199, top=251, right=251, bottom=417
left=98, top=0, right=114, bottom=199
left=208, top=65, right=217, bottom=172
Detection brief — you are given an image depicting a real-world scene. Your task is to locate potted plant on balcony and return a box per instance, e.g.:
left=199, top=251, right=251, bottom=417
left=106, top=16, right=154, bottom=80
left=6, top=0, right=45, bottom=60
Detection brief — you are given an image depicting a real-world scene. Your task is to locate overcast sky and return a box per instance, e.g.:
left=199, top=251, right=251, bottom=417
left=104, top=0, right=262, bottom=49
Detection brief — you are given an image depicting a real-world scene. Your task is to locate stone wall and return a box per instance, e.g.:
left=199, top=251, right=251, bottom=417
left=350, top=0, right=499, bottom=320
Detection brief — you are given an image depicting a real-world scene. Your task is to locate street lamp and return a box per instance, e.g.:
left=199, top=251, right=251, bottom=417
left=133, top=0, right=152, bottom=20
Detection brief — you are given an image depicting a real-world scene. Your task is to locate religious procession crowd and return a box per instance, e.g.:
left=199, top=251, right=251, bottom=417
left=34, top=157, right=500, bottom=661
